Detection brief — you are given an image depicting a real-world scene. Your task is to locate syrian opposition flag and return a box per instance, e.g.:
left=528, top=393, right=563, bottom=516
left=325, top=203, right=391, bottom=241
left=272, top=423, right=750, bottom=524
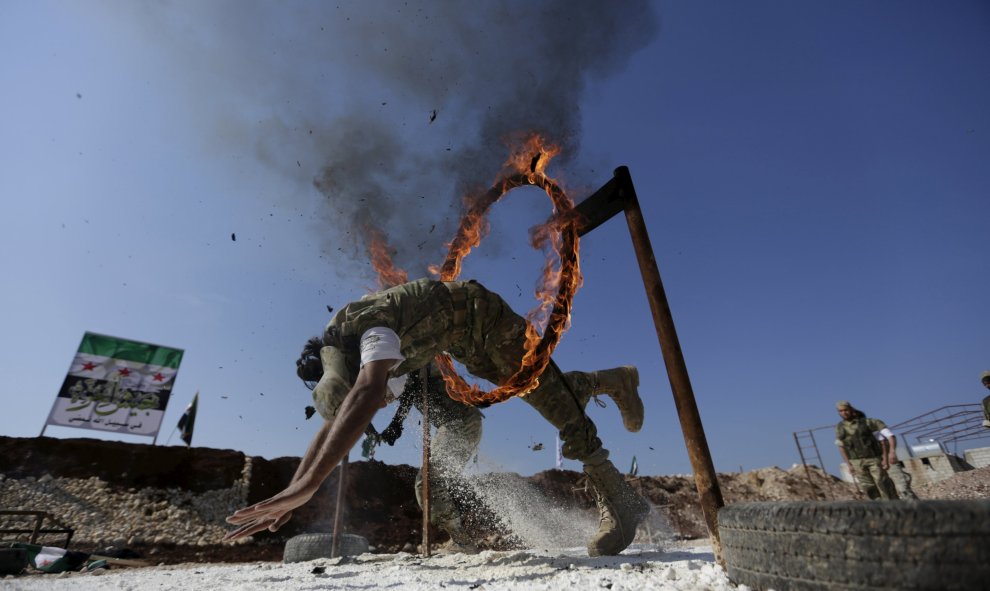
left=177, top=392, right=199, bottom=446
left=45, top=332, right=184, bottom=438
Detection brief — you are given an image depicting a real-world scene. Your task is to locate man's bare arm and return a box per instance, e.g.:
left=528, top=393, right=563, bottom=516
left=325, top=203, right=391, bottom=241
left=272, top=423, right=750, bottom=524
left=223, top=359, right=393, bottom=541
left=884, top=434, right=898, bottom=466
left=263, top=416, right=336, bottom=532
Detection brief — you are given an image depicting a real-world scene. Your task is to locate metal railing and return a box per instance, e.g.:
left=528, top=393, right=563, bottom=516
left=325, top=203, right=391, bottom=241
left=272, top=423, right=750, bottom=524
left=0, top=511, right=74, bottom=548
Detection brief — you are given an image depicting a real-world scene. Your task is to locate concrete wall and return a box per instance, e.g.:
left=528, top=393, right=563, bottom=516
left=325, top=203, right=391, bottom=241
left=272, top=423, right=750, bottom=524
left=902, top=453, right=968, bottom=487
left=838, top=452, right=966, bottom=489
left=964, top=446, right=990, bottom=469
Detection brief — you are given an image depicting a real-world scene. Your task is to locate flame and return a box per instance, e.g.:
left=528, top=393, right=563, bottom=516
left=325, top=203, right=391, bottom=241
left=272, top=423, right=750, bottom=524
left=434, top=133, right=583, bottom=405
left=360, top=133, right=583, bottom=406
left=365, top=224, right=408, bottom=290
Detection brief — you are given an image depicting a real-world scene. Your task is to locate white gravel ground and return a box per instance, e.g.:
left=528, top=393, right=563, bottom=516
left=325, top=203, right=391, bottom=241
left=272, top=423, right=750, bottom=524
left=4, top=543, right=745, bottom=591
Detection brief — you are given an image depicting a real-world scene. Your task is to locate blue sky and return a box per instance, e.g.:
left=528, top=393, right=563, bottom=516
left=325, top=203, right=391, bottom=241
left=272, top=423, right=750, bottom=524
left=1, top=1, right=988, bottom=478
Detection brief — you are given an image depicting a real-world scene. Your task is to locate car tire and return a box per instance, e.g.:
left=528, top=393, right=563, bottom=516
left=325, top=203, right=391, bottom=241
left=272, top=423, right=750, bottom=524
left=719, top=500, right=990, bottom=591
left=283, top=532, right=370, bottom=563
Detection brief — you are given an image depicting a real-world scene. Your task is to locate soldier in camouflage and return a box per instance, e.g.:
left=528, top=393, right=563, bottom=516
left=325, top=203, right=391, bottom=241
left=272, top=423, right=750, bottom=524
left=359, top=360, right=641, bottom=553
left=834, top=400, right=897, bottom=500
left=225, top=278, right=648, bottom=557
left=876, top=427, right=918, bottom=500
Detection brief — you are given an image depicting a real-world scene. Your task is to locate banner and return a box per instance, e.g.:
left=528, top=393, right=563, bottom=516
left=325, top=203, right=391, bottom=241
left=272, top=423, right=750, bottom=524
left=44, top=332, right=184, bottom=438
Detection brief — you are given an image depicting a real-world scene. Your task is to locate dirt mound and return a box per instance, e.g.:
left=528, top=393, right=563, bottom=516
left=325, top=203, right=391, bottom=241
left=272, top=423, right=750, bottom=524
left=2, top=435, right=958, bottom=564
left=916, top=465, right=990, bottom=500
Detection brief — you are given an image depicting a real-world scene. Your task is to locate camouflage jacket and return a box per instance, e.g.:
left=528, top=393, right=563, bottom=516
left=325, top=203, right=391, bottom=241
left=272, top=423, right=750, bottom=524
left=835, top=416, right=886, bottom=460
left=313, top=278, right=468, bottom=420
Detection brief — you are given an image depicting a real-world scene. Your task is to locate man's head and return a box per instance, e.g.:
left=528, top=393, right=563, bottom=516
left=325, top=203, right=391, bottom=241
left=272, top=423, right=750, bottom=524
left=836, top=400, right=855, bottom=420
left=296, top=336, right=325, bottom=390
left=982, top=371, right=990, bottom=389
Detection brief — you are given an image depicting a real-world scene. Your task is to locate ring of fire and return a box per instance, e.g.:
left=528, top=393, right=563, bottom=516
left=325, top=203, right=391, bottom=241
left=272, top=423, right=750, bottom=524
left=433, top=170, right=583, bottom=406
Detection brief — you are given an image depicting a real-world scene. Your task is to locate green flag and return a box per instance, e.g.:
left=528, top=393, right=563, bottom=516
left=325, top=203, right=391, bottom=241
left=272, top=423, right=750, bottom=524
left=46, top=332, right=184, bottom=438
left=177, top=392, right=199, bottom=446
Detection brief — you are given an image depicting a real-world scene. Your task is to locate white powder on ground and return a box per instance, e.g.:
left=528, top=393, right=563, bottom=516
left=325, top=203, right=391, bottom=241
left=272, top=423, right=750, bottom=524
left=3, top=543, right=744, bottom=591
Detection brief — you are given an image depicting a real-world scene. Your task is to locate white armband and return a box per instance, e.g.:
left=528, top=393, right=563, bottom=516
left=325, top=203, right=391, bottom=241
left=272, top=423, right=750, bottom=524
left=359, top=327, right=404, bottom=369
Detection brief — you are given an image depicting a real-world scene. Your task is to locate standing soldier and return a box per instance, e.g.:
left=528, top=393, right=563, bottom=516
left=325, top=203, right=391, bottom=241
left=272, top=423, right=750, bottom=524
left=834, top=400, right=897, bottom=499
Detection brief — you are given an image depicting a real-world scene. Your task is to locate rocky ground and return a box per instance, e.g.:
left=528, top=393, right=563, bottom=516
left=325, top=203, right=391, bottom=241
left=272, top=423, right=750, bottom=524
left=2, top=436, right=988, bottom=567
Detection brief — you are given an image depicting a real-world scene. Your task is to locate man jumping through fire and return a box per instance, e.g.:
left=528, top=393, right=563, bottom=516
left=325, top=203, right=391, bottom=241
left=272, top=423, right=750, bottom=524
left=225, top=277, right=649, bottom=556
left=296, top=339, right=642, bottom=553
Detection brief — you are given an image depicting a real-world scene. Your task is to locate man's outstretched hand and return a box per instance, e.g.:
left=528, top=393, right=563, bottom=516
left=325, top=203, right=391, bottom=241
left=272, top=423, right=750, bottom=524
left=223, top=485, right=313, bottom=542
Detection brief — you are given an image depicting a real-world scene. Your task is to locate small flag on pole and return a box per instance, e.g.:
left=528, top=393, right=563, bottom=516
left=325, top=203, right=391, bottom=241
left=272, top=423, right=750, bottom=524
left=629, top=455, right=638, bottom=477
left=177, top=392, right=199, bottom=446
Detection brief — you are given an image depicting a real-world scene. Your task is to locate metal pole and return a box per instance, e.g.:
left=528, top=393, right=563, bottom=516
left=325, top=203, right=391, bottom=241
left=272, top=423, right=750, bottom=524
left=420, top=367, right=431, bottom=557
left=808, top=430, right=832, bottom=500
left=794, top=431, right=818, bottom=498
left=617, top=166, right=725, bottom=563
left=330, top=454, right=348, bottom=558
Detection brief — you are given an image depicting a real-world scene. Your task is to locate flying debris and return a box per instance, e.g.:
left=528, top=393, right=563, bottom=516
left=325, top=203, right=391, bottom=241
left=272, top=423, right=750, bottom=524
left=429, top=109, right=437, bottom=123
left=531, top=442, right=544, bottom=451
left=231, top=233, right=236, bottom=241
left=304, top=406, right=316, bottom=420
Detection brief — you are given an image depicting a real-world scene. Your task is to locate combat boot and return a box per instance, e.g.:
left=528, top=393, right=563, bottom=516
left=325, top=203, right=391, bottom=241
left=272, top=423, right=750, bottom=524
left=584, top=460, right=649, bottom=556
left=591, top=366, right=644, bottom=432
left=439, top=518, right=480, bottom=554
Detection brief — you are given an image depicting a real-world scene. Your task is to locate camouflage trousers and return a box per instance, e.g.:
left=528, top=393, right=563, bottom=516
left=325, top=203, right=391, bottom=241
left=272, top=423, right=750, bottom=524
left=884, top=461, right=918, bottom=500
left=444, top=281, right=610, bottom=468
left=412, top=368, right=609, bottom=527
left=412, top=387, right=484, bottom=527
left=849, top=457, right=897, bottom=500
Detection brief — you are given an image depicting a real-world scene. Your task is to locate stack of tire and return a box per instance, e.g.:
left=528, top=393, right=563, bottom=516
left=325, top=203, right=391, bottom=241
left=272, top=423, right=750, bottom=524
left=719, top=500, right=990, bottom=590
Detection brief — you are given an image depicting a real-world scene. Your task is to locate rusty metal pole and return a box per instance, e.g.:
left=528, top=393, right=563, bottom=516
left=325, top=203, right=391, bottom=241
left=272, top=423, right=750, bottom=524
left=794, top=431, right=818, bottom=499
left=616, top=166, right=725, bottom=562
left=330, top=453, right=348, bottom=558
left=420, top=366, right=432, bottom=557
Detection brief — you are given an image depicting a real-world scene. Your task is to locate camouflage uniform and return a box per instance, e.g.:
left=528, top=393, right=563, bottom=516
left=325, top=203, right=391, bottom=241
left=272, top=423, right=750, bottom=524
left=402, top=363, right=637, bottom=541
left=835, top=416, right=896, bottom=500
left=407, top=365, right=484, bottom=538
left=884, top=460, right=918, bottom=500
left=317, top=278, right=608, bottom=464
left=313, top=278, right=647, bottom=555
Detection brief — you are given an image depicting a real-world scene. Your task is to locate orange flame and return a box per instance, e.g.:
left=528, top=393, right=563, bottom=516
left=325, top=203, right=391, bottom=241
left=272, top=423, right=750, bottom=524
left=434, top=133, right=584, bottom=405
left=365, top=224, right=408, bottom=290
